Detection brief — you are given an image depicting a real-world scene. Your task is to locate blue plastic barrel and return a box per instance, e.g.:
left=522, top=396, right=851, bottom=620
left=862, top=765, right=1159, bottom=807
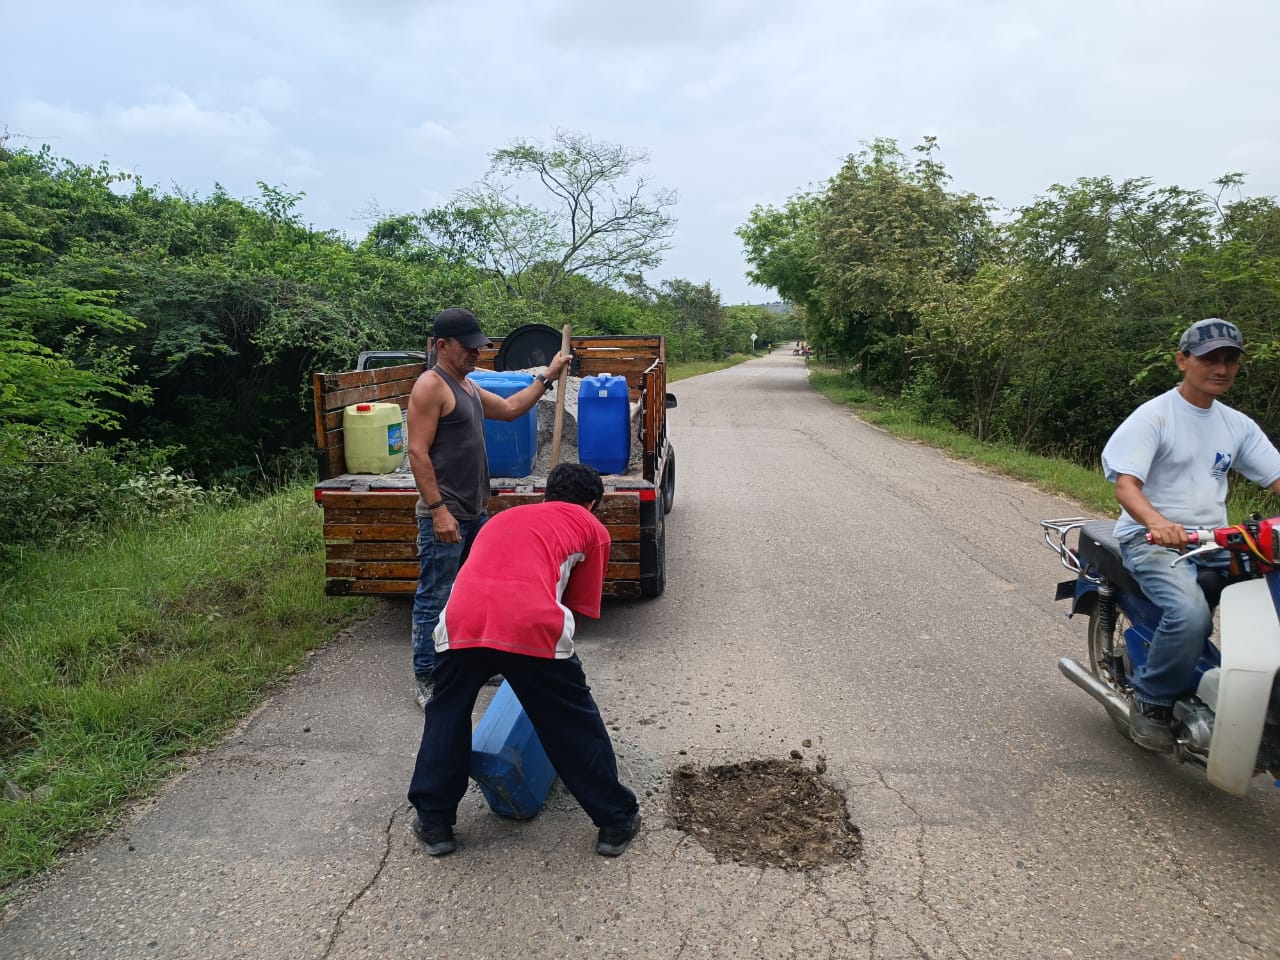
left=467, top=370, right=539, bottom=477
left=469, top=681, right=556, bottom=819
left=578, top=374, right=630, bottom=474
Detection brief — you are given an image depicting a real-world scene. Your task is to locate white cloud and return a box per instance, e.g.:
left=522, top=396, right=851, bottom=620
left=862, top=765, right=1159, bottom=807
left=10, top=100, right=97, bottom=144
left=110, top=89, right=275, bottom=147
left=406, top=120, right=457, bottom=152
left=252, top=77, right=294, bottom=112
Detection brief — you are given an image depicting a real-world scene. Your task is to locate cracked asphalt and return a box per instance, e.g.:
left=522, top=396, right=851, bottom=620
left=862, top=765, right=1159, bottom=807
left=3, top=348, right=1279, bottom=959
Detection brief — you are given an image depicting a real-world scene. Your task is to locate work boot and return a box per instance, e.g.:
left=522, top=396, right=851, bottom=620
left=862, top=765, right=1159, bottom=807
left=596, top=813, right=643, bottom=857
left=1130, top=700, right=1174, bottom=752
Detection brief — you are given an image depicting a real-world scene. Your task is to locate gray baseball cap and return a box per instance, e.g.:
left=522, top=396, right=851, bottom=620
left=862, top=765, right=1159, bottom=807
left=1178, top=318, right=1243, bottom=356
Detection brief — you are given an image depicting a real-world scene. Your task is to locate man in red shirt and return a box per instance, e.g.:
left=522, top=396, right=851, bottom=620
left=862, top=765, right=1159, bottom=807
left=406, top=462, right=642, bottom=857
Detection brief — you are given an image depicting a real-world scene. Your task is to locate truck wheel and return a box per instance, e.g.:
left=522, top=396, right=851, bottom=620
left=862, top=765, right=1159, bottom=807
left=661, top=446, right=676, bottom=515
left=640, top=505, right=666, bottom=598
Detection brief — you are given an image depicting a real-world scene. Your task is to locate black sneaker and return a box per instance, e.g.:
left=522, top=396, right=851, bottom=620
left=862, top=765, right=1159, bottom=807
left=596, top=813, right=642, bottom=857
left=1130, top=700, right=1174, bottom=752
left=411, top=821, right=457, bottom=856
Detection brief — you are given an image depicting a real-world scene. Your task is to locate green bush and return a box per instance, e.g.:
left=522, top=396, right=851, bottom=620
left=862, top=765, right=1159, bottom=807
left=0, top=437, right=234, bottom=570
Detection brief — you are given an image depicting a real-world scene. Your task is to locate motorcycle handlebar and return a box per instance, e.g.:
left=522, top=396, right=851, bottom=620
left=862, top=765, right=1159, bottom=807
left=1143, top=528, right=1215, bottom=547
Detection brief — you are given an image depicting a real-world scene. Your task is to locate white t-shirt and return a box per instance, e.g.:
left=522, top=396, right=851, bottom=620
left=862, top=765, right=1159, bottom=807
left=1102, top=387, right=1280, bottom=542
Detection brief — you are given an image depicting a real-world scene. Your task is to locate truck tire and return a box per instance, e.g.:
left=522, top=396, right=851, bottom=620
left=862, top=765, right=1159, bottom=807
left=661, top=446, right=676, bottom=515
left=639, top=501, right=666, bottom=598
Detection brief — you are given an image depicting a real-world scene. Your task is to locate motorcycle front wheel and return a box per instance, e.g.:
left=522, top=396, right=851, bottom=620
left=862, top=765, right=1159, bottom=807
left=1087, top=603, right=1133, bottom=734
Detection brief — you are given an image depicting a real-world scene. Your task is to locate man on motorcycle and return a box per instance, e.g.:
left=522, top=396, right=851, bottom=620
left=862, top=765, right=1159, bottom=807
left=1101, top=318, right=1280, bottom=751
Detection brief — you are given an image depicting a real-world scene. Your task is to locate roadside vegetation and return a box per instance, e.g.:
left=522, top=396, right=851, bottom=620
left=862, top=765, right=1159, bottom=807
left=0, top=482, right=368, bottom=902
left=808, top=367, right=1280, bottom=521
left=0, top=353, right=742, bottom=904
left=740, top=137, right=1280, bottom=469
left=667, top=352, right=754, bottom=382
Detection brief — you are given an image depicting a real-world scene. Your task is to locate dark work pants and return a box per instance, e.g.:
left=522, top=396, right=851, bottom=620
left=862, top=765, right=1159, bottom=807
left=407, top=647, right=639, bottom=831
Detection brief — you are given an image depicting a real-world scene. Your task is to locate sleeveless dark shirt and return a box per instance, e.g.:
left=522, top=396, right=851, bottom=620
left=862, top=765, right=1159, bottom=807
left=416, top=368, right=489, bottom=520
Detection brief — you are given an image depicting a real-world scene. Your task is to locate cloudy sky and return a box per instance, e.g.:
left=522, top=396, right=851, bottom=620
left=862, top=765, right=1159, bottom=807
left=5, top=1, right=1278, bottom=305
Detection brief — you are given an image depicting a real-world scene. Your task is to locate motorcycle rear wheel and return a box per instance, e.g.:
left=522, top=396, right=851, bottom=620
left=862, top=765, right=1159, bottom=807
left=1087, top=604, right=1133, bottom=734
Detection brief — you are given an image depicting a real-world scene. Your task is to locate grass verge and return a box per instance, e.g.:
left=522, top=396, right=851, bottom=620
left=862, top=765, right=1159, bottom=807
left=667, top=353, right=754, bottom=382
left=0, top=483, right=370, bottom=903
left=807, top=366, right=1280, bottom=520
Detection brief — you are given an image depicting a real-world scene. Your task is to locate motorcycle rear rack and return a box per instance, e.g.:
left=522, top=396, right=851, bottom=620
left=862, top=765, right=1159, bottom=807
left=1040, top=517, right=1105, bottom=584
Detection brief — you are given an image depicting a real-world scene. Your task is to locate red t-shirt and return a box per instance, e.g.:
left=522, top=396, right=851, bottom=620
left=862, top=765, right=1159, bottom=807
left=434, top=500, right=611, bottom=659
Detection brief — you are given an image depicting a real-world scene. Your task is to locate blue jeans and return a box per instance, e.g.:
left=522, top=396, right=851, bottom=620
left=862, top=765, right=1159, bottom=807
left=411, top=512, right=487, bottom=680
left=1121, top=538, right=1224, bottom=707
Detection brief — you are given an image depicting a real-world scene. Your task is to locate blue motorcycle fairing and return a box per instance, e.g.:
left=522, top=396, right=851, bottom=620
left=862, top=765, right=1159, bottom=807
left=1067, top=578, right=1221, bottom=691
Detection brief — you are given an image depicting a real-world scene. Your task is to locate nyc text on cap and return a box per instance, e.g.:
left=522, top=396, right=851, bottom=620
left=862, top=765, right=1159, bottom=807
left=433, top=308, right=492, bottom=348
left=1178, top=318, right=1243, bottom=356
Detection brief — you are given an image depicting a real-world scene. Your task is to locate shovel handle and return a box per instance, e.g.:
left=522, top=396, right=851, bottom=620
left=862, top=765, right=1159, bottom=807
left=550, top=324, right=571, bottom=468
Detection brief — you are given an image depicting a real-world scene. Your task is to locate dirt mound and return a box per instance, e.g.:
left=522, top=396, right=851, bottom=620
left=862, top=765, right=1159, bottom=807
left=669, top=758, right=862, bottom=870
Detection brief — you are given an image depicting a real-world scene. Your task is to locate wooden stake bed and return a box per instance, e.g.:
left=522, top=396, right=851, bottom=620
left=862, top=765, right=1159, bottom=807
left=312, top=335, right=673, bottom=600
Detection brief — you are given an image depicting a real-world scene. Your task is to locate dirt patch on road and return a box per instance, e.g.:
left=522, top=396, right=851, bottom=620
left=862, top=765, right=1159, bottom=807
left=669, top=758, right=862, bottom=870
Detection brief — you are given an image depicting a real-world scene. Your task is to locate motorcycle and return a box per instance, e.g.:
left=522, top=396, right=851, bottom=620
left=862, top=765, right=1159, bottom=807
left=1041, top=514, right=1280, bottom=795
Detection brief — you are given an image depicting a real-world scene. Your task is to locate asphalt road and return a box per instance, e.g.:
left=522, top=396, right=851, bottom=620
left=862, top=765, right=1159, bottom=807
left=3, top=348, right=1278, bottom=960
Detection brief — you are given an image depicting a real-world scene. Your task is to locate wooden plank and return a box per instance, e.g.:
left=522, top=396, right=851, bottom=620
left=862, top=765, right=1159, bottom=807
left=486, top=493, right=640, bottom=524
left=324, top=507, right=420, bottom=525
left=609, top=543, right=639, bottom=562
left=318, top=363, right=425, bottom=394
left=312, top=373, right=326, bottom=458
left=485, top=494, right=541, bottom=514
left=605, top=561, right=640, bottom=580
left=327, top=578, right=415, bottom=596
left=323, top=443, right=345, bottom=480
left=321, top=491, right=419, bottom=510
left=329, top=559, right=640, bottom=582
left=325, top=542, right=418, bottom=560
left=326, top=561, right=420, bottom=580
left=324, top=523, right=420, bottom=540
left=325, top=381, right=418, bottom=412
left=327, top=576, right=640, bottom=598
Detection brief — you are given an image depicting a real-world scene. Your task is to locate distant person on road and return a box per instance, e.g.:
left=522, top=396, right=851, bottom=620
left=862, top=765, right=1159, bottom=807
left=406, top=462, right=643, bottom=858
left=407, top=307, right=569, bottom=709
left=1101, top=318, right=1280, bottom=752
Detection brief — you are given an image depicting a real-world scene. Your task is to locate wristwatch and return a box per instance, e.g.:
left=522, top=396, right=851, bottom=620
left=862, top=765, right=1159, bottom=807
left=534, top=373, right=551, bottom=390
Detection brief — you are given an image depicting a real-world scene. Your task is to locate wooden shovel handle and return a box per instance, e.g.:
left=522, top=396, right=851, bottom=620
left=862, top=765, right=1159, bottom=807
left=550, top=324, right=571, bottom=469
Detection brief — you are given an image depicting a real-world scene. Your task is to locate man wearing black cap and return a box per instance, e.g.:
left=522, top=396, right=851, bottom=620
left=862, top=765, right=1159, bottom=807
left=1102, top=318, right=1280, bottom=751
left=407, top=307, right=570, bottom=708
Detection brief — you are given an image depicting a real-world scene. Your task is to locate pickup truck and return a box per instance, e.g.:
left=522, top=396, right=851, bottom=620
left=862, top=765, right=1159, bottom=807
left=311, top=334, right=676, bottom=599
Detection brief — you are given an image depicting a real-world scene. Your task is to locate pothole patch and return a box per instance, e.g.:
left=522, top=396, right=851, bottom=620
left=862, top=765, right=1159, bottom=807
left=669, top=757, right=862, bottom=870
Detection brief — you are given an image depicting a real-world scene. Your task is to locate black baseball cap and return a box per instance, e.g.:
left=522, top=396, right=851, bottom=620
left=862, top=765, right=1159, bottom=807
left=432, top=308, right=492, bottom=348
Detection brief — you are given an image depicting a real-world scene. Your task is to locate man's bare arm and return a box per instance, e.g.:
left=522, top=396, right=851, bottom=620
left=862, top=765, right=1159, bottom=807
left=1115, top=473, right=1188, bottom=548
left=406, top=373, right=461, bottom=543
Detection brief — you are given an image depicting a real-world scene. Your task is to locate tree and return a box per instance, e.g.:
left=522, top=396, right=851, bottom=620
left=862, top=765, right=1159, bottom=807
left=812, top=137, right=995, bottom=386
left=423, top=130, right=678, bottom=301
left=657, top=279, right=723, bottom=361
left=0, top=145, right=149, bottom=463
left=736, top=191, right=824, bottom=336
